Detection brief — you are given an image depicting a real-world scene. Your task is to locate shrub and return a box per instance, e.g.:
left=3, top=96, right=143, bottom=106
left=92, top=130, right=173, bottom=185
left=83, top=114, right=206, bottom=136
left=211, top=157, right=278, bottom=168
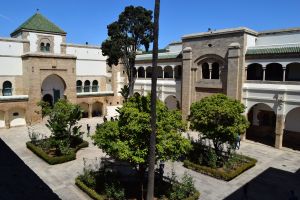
left=75, top=178, right=105, bottom=200
left=104, top=182, right=125, bottom=200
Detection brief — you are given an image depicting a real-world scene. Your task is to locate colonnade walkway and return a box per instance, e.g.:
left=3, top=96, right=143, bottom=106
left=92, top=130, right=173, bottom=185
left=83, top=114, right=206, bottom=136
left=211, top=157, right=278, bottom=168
left=0, top=118, right=299, bottom=200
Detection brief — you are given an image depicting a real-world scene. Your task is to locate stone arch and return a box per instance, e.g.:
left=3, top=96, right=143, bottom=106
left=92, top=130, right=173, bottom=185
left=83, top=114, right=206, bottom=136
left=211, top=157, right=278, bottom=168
left=41, top=74, right=66, bottom=105
left=2, top=81, right=12, bottom=96
left=265, top=63, right=283, bottom=81
left=42, top=94, right=53, bottom=107
left=286, top=63, right=300, bottom=81
left=247, top=63, right=263, bottom=80
left=157, top=66, right=163, bottom=78
left=246, top=103, right=276, bottom=147
left=146, top=66, right=152, bottom=78
left=0, top=110, right=4, bottom=128
left=137, top=67, right=145, bottom=78
left=79, top=102, right=89, bottom=118
left=84, top=80, right=90, bottom=92
left=164, top=66, right=173, bottom=78
left=76, top=80, right=82, bottom=93
left=9, top=107, right=26, bottom=127
left=92, top=102, right=103, bottom=117
left=194, top=54, right=226, bottom=66
left=164, top=95, right=179, bottom=110
left=284, top=107, right=300, bottom=150
left=174, top=65, right=182, bottom=79
left=92, top=80, right=99, bottom=92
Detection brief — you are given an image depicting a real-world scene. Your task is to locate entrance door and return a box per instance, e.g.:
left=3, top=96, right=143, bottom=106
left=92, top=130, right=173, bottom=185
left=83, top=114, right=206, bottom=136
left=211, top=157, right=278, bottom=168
left=53, top=89, right=60, bottom=103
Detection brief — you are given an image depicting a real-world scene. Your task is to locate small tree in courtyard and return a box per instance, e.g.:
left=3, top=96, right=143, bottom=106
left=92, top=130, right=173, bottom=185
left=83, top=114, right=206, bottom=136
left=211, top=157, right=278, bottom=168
left=101, top=6, right=154, bottom=97
left=92, top=95, right=191, bottom=197
left=189, top=94, right=249, bottom=164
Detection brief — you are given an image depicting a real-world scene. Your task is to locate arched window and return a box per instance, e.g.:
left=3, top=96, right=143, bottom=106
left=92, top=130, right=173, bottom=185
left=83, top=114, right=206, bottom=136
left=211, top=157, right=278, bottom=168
left=211, top=62, right=219, bottom=79
left=174, top=65, right=182, bottom=79
left=92, top=80, right=99, bottom=92
left=138, top=67, right=145, bottom=78
left=2, top=81, right=12, bottom=96
left=286, top=63, right=300, bottom=81
left=265, top=63, right=283, bottom=81
left=164, top=66, right=173, bottom=78
left=247, top=63, right=263, bottom=80
left=40, top=43, right=45, bottom=52
left=45, top=43, right=50, bottom=52
left=157, top=66, right=163, bottom=78
left=146, top=66, right=152, bottom=78
left=202, top=62, right=209, bottom=79
left=76, top=80, right=82, bottom=93
left=84, top=80, right=90, bottom=92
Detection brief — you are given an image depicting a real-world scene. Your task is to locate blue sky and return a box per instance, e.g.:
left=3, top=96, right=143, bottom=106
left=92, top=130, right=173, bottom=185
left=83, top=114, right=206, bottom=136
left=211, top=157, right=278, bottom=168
left=0, top=0, right=299, bottom=48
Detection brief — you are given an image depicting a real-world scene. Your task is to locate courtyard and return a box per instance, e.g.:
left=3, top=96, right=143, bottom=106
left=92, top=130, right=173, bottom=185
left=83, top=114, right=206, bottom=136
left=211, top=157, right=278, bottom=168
left=0, top=117, right=299, bottom=200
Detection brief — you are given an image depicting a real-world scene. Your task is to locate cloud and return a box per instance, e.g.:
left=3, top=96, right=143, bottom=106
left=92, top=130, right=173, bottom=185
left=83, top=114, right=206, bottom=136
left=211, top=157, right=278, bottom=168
left=0, top=14, right=13, bottom=22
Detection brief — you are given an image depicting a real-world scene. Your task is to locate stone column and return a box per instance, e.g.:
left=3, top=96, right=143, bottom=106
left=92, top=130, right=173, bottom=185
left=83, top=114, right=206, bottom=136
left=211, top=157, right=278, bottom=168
left=181, top=47, right=193, bottom=120
left=283, top=66, right=286, bottom=82
left=209, top=63, right=212, bottom=79
left=4, top=111, right=10, bottom=129
left=245, top=67, right=248, bottom=80
left=162, top=69, right=165, bottom=79
left=262, top=65, right=266, bottom=81
left=275, top=114, right=284, bottom=149
left=88, top=104, right=92, bottom=118
left=172, top=66, right=175, bottom=79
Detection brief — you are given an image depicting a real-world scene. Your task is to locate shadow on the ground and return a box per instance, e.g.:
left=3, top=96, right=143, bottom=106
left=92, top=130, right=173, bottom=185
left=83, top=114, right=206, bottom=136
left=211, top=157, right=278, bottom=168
left=224, top=167, right=300, bottom=200
left=0, top=138, right=60, bottom=200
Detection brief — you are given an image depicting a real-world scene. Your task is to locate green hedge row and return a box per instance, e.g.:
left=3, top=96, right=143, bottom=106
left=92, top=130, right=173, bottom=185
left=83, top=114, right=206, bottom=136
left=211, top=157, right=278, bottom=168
left=183, top=156, right=257, bottom=181
left=76, top=176, right=200, bottom=200
left=26, top=140, right=89, bottom=165
left=75, top=178, right=105, bottom=200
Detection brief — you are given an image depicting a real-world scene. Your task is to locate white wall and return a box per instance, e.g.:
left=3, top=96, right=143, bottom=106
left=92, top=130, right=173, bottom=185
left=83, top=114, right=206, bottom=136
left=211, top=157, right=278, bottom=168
left=0, top=40, right=23, bottom=56
left=66, top=46, right=108, bottom=76
left=256, top=33, right=300, bottom=46
left=0, top=57, right=22, bottom=75
left=246, top=34, right=257, bottom=48
left=9, top=108, right=26, bottom=127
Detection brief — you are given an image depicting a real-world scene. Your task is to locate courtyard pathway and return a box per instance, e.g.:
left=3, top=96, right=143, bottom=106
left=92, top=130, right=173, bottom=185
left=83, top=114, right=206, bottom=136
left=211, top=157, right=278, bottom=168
left=0, top=118, right=299, bottom=200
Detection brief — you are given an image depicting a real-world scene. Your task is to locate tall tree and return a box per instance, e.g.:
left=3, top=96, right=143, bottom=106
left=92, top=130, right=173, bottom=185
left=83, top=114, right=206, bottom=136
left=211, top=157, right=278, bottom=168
left=147, top=0, right=160, bottom=199
left=92, top=95, right=191, bottom=199
left=101, top=6, right=154, bottom=97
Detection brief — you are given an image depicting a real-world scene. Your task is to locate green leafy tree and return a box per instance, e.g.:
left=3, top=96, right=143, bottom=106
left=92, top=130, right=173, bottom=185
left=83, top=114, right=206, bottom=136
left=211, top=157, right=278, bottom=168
left=119, top=85, right=129, bottom=102
left=93, top=95, right=191, bottom=197
left=189, top=94, right=249, bottom=160
left=41, top=99, right=83, bottom=140
left=101, top=6, right=154, bottom=97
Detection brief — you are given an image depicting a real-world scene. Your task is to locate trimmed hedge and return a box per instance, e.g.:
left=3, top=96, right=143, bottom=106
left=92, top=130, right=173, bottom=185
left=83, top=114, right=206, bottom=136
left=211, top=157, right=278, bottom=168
left=76, top=176, right=200, bottom=200
left=184, top=155, right=257, bottom=181
left=75, top=178, right=105, bottom=200
left=26, top=140, right=89, bottom=165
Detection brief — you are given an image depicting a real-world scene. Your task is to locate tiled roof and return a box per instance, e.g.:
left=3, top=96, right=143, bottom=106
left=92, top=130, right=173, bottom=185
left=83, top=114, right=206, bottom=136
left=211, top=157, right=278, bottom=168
left=136, top=51, right=182, bottom=61
left=246, top=43, right=300, bottom=55
left=11, top=13, right=66, bottom=36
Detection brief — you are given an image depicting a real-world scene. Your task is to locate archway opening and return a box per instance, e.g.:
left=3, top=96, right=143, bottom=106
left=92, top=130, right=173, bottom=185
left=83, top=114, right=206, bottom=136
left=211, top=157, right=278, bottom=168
left=41, top=74, right=66, bottom=105
left=76, top=80, right=82, bottom=93
left=164, top=95, right=179, bottom=110
left=284, top=107, right=300, bottom=150
left=84, top=80, right=90, bottom=92
left=92, top=102, right=103, bottom=117
left=286, top=63, right=300, bottom=81
left=79, top=103, right=89, bottom=118
left=92, top=80, right=99, bottom=92
left=246, top=103, right=276, bottom=147
left=174, top=65, right=182, bottom=80
left=265, top=63, right=283, bottom=81
left=211, top=62, right=219, bottom=79
left=2, top=81, right=12, bottom=96
left=164, top=66, right=173, bottom=78
left=138, top=67, right=145, bottom=78
left=157, top=66, right=163, bottom=78
left=146, top=67, right=152, bottom=78
left=247, top=63, right=263, bottom=80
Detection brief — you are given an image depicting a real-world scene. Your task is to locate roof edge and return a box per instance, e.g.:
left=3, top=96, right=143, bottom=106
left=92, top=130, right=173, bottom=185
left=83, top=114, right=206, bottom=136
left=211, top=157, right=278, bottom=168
left=10, top=28, right=67, bottom=37
left=258, top=27, right=300, bottom=36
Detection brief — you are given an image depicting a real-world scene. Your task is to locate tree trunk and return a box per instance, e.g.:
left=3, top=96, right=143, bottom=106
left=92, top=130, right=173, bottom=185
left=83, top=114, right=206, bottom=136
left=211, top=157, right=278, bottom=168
left=138, top=165, right=146, bottom=200
left=146, top=0, right=160, bottom=200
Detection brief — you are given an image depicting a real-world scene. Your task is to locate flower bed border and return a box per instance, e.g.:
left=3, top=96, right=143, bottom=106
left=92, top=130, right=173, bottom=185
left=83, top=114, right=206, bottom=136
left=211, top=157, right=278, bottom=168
left=184, top=155, right=257, bottom=181
left=26, top=140, right=89, bottom=165
left=75, top=176, right=200, bottom=200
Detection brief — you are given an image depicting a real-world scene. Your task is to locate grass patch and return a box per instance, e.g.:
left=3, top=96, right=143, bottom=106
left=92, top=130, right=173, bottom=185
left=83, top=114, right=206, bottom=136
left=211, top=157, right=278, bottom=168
left=26, top=140, right=89, bottom=165
left=184, top=154, right=257, bottom=181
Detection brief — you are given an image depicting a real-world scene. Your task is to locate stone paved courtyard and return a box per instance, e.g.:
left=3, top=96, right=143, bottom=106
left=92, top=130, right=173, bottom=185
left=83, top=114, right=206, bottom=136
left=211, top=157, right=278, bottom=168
left=0, top=118, right=299, bottom=200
